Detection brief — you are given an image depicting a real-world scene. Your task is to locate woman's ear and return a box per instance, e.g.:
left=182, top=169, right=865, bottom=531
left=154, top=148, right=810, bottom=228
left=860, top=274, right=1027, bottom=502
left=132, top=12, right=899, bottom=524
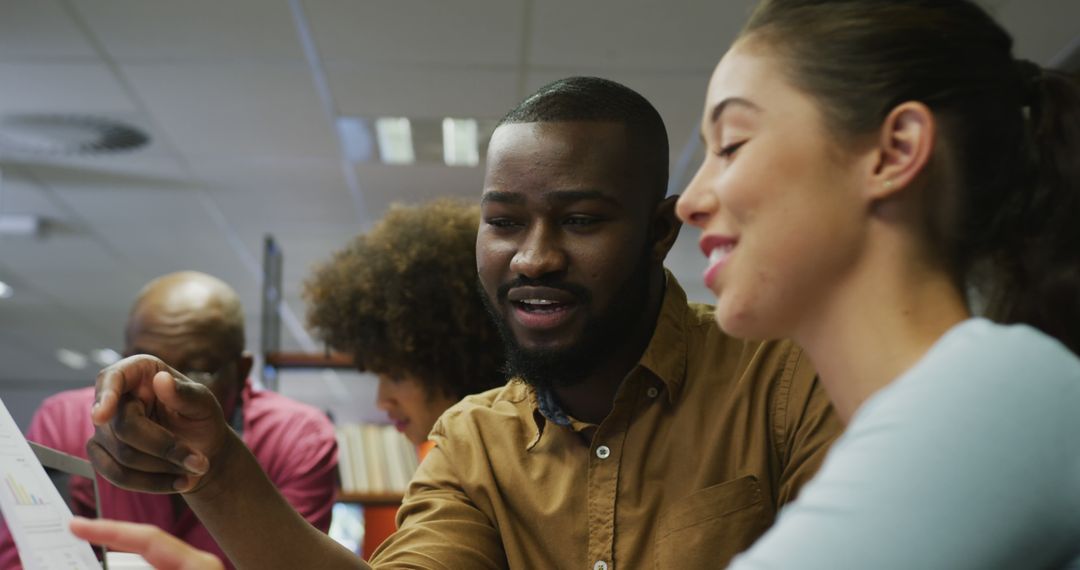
left=867, top=101, right=936, bottom=201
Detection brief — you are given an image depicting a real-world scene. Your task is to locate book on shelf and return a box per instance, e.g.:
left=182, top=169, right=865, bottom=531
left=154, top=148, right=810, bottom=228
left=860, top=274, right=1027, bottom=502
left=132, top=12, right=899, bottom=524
left=344, top=424, right=369, bottom=492
left=336, top=423, right=420, bottom=497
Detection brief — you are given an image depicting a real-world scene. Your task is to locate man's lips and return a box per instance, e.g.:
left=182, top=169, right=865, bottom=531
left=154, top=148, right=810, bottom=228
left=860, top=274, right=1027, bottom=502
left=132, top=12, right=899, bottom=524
left=699, top=234, right=739, bottom=288
left=506, top=286, right=577, bottom=304
left=506, top=286, right=579, bottom=331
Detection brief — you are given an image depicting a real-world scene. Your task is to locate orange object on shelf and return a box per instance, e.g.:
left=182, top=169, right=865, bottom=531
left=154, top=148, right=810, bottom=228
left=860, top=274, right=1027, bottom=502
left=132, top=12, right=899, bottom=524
left=358, top=441, right=433, bottom=559
left=417, top=440, right=436, bottom=461
left=362, top=505, right=398, bottom=560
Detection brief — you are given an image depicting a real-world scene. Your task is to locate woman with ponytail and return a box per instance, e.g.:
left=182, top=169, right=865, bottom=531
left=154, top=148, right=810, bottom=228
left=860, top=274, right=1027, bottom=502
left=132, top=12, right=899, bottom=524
left=677, top=0, right=1080, bottom=567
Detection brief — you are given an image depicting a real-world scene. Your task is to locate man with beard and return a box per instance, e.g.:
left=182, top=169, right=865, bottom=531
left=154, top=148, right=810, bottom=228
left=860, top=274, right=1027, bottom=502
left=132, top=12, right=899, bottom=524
left=77, top=77, right=841, bottom=569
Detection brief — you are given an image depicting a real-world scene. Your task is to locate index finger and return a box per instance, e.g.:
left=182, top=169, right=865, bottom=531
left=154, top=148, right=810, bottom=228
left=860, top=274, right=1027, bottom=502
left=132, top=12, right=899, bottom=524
left=92, top=355, right=174, bottom=426
left=70, top=517, right=223, bottom=570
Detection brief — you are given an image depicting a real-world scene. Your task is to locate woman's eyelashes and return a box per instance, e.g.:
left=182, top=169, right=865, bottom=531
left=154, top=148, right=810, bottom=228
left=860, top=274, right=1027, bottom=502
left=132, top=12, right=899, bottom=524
left=717, top=140, right=748, bottom=159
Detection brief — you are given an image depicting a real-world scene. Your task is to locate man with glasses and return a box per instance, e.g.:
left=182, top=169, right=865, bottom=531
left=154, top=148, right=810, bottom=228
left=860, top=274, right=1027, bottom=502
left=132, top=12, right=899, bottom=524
left=0, top=271, right=338, bottom=569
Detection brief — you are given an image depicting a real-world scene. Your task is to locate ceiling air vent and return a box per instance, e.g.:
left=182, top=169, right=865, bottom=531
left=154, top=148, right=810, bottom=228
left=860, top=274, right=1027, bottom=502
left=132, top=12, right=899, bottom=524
left=0, top=114, right=149, bottom=156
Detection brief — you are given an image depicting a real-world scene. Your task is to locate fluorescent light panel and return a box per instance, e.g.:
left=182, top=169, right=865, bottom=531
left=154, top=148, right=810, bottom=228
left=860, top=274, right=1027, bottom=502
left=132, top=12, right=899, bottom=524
left=0, top=214, right=42, bottom=237
left=442, top=118, right=480, bottom=167
left=56, top=348, right=88, bottom=370
left=375, top=117, right=415, bottom=165
left=0, top=281, right=11, bottom=299
left=335, top=117, right=375, bottom=163
left=91, top=348, right=121, bottom=366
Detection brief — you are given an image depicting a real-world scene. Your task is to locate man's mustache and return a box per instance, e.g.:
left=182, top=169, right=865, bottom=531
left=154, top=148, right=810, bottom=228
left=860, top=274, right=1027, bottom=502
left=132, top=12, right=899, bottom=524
left=496, top=277, right=591, bottom=303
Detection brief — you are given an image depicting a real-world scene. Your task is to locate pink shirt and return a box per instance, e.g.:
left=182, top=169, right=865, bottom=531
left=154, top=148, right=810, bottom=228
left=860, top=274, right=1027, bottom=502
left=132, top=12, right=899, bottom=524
left=0, top=381, right=338, bottom=569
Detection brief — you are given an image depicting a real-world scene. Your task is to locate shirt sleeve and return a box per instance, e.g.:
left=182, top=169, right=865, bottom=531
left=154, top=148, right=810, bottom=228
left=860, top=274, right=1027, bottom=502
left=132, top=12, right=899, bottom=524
left=733, top=327, right=1080, bottom=569
left=368, top=422, right=506, bottom=569
left=268, top=413, right=339, bottom=533
left=0, top=511, right=22, bottom=568
left=772, top=345, right=842, bottom=507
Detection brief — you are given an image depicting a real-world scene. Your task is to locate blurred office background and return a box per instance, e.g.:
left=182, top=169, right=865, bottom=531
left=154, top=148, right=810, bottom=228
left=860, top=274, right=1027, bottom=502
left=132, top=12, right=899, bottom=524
left=1, top=0, right=1077, bottom=430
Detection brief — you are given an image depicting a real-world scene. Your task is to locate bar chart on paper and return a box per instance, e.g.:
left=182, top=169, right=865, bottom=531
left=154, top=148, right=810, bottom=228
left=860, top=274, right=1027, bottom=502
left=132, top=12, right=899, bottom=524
left=3, top=456, right=64, bottom=533
left=6, top=468, right=48, bottom=505
left=0, top=399, right=99, bottom=570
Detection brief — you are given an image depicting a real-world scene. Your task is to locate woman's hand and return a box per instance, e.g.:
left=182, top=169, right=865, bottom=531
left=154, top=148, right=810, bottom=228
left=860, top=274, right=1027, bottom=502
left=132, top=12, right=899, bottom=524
left=69, top=517, right=224, bottom=570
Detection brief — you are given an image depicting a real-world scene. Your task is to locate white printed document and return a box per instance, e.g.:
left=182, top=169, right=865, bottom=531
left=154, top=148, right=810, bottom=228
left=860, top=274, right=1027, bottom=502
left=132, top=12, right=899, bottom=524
left=0, top=397, right=99, bottom=569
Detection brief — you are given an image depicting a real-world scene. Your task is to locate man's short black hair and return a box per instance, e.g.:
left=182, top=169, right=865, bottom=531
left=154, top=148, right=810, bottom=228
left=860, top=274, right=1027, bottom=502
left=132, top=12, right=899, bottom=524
left=498, top=76, right=670, bottom=202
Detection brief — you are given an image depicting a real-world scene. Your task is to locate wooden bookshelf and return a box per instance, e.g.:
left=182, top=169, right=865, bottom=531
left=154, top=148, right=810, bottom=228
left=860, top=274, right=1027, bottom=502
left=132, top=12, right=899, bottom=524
left=337, top=491, right=405, bottom=506
left=264, top=351, right=354, bottom=369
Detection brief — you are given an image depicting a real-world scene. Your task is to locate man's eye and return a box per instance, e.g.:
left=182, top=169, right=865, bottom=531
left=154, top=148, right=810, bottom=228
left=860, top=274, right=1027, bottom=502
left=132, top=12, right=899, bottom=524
left=485, top=218, right=520, bottom=229
left=563, top=216, right=600, bottom=226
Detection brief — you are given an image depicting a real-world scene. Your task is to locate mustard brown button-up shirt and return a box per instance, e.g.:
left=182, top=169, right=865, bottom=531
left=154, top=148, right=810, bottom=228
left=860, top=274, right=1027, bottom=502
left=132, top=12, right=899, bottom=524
left=371, top=276, right=841, bottom=569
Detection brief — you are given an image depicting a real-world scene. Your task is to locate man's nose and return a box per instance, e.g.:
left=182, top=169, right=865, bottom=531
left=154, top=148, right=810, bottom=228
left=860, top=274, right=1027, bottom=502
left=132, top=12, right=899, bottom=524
left=509, top=223, right=567, bottom=278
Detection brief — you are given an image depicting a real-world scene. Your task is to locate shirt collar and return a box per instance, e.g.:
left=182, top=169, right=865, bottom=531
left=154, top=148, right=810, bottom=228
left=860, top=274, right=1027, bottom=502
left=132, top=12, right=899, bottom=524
left=636, top=271, right=689, bottom=404
left=523, top=271, right=691, bottom=449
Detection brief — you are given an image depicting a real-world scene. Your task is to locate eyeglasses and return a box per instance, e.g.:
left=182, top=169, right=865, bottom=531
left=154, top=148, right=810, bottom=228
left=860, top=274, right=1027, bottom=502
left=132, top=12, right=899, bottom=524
left=181, top=368, right=226, bottom=387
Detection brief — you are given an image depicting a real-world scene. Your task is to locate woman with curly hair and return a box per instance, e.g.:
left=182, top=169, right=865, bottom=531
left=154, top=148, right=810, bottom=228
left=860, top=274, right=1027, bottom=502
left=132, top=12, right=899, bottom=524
left=304, top=199, right=505, bottom=446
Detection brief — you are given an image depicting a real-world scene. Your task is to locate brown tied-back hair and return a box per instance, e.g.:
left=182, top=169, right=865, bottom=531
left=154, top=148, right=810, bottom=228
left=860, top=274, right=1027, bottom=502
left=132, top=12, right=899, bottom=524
left=742, top=0, right=1080, bottom=354
left=304, top=199, right=505, bottom=399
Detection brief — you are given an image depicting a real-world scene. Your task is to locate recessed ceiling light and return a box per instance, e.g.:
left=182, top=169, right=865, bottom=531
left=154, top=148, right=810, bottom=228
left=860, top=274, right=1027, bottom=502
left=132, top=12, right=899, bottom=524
left=375, top=117, right=415, bottom=165
left=0, top=214, right=43, bottom=238
left=442, top=118, right=480, bottom=167
left=91, top=348, right=122, bottom=367
left=0, top=114, right=149, bottom=155
left=56, top=349, right=88, bottom=370
left=335, top=116, right=375, bottom=162
left=0, top=281, right=12, bottom=299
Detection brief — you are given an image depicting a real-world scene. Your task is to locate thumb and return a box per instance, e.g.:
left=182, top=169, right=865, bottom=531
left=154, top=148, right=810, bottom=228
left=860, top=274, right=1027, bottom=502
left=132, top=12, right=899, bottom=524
left=151, top=371, right=222, bottom=422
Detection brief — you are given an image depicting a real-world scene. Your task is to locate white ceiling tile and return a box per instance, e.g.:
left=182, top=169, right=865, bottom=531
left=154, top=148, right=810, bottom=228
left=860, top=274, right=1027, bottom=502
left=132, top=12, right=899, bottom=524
left=0, top=329, right=97, bottom=382
left=0, top=63, right=137, bottom=114
left=530, top=0, right=752, bottom=70
left=74, top=0, right=305, bottom=63
left=120, top=63, right=339, bottom=159
left=306, top=0, right=525, bottom=66
left=195, top=157, right=359, bottom=227
left=0, top=234, right=137, bottom=335
left=328, top=66, right=520, bottom=118
left=0, top=0, right=97, bottom=60
left=0, top=172, right=64, bottom=218
left=353, top=163, right=485, bottom=218
left=19, top=155, right=189, bottom=190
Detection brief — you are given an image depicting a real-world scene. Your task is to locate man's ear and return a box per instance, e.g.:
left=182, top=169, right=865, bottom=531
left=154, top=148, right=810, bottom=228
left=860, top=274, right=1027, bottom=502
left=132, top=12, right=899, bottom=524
left=867, top=101, right=936, bottom=201
left=650, top=195, right=683, bottom=262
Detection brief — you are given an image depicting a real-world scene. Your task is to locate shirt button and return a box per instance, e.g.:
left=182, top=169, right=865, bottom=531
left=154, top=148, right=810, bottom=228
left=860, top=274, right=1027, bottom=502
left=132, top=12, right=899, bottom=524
left=593, top=561, right=609, bottom=570
left=646, top=386, right=659, bottom=398
left=595, top=445, right=611, bottom=459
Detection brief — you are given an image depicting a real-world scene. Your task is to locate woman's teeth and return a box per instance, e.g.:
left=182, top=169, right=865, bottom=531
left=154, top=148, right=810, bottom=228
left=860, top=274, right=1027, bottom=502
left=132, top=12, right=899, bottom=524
left=709, top=244, right=734, bottom=265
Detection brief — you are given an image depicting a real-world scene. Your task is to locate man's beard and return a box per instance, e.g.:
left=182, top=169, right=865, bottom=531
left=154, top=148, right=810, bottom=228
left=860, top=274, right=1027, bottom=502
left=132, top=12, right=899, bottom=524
left=479, top=253, right=653, bottom=393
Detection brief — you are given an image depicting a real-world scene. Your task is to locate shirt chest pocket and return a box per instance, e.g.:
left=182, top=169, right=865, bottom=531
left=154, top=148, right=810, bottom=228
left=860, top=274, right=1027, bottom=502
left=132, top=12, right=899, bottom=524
left=654, top=474, right=773, bottom=569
